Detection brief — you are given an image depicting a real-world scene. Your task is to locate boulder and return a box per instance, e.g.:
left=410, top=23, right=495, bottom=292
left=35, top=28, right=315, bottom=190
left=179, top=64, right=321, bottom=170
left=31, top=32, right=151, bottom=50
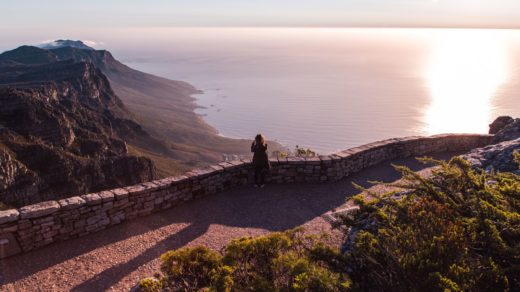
left=463, top=138, right=520, bottom=173
left=493, top=118, right=520, bottom=143
left=489, top=116, right=514, bottom=134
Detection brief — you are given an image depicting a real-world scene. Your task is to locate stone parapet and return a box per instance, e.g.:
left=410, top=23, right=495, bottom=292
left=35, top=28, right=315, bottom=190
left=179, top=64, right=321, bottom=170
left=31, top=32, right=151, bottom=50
left=0, top=134, right=493, bottom=258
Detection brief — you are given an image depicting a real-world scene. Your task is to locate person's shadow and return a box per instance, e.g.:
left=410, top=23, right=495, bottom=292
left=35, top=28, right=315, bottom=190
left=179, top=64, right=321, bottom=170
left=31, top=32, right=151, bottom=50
left=0, top=152, right=457, bottom=291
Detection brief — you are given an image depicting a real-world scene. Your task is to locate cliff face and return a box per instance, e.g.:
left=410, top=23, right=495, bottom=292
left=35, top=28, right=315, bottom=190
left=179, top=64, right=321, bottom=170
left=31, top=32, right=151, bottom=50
left=0, top=41, right=270, bottom=206
left=0, top=55, right=157, bottom=207
left=2, top=43, right=262, bottom=179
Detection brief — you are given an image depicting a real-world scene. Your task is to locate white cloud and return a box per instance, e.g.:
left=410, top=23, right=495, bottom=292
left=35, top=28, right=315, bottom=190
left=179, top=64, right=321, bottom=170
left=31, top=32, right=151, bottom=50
left=82, top=40, right=105, bottom=47
left=36, top=39, right=105, bottom=49
left=38, top=40, right=59, bottom=48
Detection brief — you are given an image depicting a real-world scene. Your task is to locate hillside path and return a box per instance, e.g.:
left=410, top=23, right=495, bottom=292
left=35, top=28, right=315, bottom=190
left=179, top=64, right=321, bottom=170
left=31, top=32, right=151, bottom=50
left=0, top=153, right=456, bottom=291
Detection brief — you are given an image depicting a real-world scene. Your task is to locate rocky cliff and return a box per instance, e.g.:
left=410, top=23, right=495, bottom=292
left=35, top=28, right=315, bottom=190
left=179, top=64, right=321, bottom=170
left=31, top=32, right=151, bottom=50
left=462, top=116, right=520, bottom=173
left=0, top=55, right=157, bottom=207
left=2, top=41, right=258, bottom=178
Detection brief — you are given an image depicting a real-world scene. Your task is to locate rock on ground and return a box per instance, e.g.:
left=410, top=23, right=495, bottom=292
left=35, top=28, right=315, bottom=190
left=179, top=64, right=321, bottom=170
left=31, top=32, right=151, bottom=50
left=489, top=116, right=514, bottom=135
left=463, top=138, right=520, bottom=174
left=490, top=116, right=520, bottom=143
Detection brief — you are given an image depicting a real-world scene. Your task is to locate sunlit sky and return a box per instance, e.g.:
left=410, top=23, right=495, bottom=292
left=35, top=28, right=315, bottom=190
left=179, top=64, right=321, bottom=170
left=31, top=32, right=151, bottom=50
left=2, top=0, right=520, bottom=29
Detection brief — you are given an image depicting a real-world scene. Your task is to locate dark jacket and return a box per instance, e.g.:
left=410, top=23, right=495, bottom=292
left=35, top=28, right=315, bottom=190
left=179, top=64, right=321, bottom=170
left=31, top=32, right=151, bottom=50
left=251, top=142, right=270, bottom=169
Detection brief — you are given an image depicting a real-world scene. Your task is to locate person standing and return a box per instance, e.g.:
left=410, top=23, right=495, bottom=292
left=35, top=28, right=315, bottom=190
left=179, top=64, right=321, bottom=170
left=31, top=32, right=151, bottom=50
left=251, top=134, right=270, bottom=187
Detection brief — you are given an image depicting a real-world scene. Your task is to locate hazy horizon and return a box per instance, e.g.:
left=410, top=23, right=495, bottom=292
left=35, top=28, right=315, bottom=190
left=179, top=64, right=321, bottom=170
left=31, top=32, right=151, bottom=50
left=2, top=0, right=520, bottom=31
left=3, top=26, right=520, bottom=54
left=3, top=0, right=520, bottom=52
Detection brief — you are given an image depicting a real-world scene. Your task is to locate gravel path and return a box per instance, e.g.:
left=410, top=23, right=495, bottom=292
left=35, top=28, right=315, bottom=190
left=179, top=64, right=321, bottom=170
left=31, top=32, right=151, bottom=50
left=0, top=153, right=456, bottom=291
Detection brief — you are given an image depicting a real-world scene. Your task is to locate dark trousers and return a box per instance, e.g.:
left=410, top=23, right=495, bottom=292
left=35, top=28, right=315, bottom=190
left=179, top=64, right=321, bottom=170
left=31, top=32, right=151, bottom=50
left=254, top=167, right=266, bottom=186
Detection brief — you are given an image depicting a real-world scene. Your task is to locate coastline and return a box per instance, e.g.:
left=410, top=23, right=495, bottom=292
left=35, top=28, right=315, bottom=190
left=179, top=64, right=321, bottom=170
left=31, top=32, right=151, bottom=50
left=105, top=66, right=269, bottom=176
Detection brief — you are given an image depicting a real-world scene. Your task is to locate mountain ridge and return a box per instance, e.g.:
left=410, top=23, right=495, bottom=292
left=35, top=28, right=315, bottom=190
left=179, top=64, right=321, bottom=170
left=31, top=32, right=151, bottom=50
left=0, top=59, right=157, bottom=206
left=0, top=40, right=261, bottom=206
left=2, top=41, right=256, bottom=167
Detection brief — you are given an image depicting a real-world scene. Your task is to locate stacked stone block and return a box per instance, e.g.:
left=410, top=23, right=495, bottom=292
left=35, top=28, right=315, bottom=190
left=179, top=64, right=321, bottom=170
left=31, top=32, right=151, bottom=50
left=0, top=134, right=493, bottom=258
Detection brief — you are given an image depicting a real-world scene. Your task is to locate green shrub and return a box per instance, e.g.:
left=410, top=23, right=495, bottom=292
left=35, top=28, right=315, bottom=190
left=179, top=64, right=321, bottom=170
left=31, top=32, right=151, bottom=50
left=343, top=157, right=520, bottom=291
left=140, top=155, right=520, bottom=291
left=294, top=145, right=317, bottom=158
left=159, top=246, right=223, bottom=290
left=142, top=229, right=350, bottom=291
left=138, top=277, right=162, bottom=292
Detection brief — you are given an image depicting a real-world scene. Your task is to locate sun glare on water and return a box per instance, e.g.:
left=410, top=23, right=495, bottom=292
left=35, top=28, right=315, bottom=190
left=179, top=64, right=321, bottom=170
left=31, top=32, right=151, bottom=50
left=424, top=30, right=510, bottom=135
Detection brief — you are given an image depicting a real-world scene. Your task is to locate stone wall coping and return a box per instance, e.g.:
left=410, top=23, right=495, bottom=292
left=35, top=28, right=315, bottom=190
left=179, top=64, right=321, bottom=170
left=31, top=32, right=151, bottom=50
left=0, top=209, right=19, bottom=224
left=395, top=136, right=423, bottom=142
left=58, top=196, right=86, bottom=210
left=149, top=178, right=173, bottom=190
left=140, top=182, right=161, bottom=192
left=19, top=200, right=60, bottom=219
left=124, top=184, right=148, bottom=196
left=240, top=158, right=252, bottom=163
left=228, top=160, right=247, bottom=167
left=305, top=157, right=321, bottom=164
left=98, top=191, right=115, bottom=202
left=0, top=133, right=494, bottom=258
left=286, top=157, right=306, bottom=164
left=208, top=164, right=225, bottom=172
left=111, top=188, right=129, bottom=199
left=187, top=168, right=214, bottom=179
left=319, top=155, right=333, bottom=162
left=217, top=161, right=234, bottom=169
left=345, top=147, right=365, bottom=156
left=223, top=161, right=247, bottom=170
left=3, top=134, right=494, bottom=217
left=81, top=193, right=103, bottom=206
left=359, top=141, right=386, bottom=149
left=171, top=175, right=189, bottom=182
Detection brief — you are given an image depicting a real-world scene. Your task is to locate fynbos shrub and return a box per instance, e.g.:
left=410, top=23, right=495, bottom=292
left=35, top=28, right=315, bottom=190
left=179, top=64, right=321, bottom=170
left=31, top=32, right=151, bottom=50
left=139, top=156, right=520, bottom=291
left=141, top=229, right=351, bottom=291
left=342, top=157, right=520, bottom=291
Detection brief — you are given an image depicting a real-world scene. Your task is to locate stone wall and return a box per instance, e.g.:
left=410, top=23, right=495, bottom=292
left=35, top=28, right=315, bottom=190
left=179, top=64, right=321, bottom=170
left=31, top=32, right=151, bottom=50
left=0, top=134, right=493, bottom=258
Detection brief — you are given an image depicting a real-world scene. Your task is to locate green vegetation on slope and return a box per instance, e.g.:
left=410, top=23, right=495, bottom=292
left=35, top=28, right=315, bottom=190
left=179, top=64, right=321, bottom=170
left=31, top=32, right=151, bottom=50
left=139, top=229, right=351, bottom=291
left=138, top=153, right=520, bottom=291
left=344, top=154, right=520, bottom=291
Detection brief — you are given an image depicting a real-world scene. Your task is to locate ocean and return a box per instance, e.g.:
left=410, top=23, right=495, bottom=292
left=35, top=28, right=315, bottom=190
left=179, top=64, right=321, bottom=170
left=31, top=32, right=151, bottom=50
left=98, top=28, right=520, bottom=153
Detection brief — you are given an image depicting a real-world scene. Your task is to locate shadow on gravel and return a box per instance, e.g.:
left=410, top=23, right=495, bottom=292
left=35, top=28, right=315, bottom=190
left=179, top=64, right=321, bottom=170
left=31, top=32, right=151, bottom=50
left=1, top=152, right=458, bottom=291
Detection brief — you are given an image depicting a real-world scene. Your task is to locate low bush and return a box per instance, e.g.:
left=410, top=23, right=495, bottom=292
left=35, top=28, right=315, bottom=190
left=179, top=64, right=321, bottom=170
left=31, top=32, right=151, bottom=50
left=294, top=146, right=316, bottom=158
left=138, top=229, right=351, bottom=291
left=344, top=156, right=520, bottom=291
left=139, top=154, right=520, bottom=291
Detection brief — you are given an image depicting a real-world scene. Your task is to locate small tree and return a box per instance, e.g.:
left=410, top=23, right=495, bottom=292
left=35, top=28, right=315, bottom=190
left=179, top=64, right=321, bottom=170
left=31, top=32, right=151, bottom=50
left=294, top=145, right=317, bottom=158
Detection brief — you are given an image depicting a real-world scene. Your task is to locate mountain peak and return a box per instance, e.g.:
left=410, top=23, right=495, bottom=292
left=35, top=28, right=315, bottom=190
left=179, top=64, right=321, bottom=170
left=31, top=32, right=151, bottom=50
left=0, top=45, right=59, bottom=65
left=38, top=40, right=95, bottom=50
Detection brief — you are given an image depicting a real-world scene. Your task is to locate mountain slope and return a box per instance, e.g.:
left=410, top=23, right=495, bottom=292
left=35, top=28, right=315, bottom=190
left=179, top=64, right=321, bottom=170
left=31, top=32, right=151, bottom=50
left=1, top=42, right=256, bottom=176
left=0, top=57, right=157, bottom=206
left=0, top=45, right=58, bottom=65
left=48, top=45, right=255, bottom=168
